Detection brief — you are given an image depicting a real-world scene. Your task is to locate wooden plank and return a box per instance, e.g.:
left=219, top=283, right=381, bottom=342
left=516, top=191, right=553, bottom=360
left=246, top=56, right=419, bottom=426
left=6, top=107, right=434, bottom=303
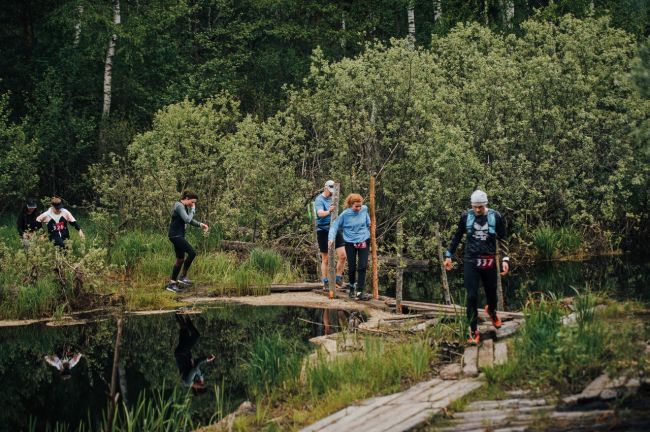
left=384, top=299, right=524, bottom=319
left=430, top=379, right=483, bottom=409
left=342, top=401, right=431, bottom=432
left=439, top=363, right=462, bottom=380
left=466, top=398, right=547, bottom=411
left=478, top=338, right=494, bottom=369
left=462, top=346, right=479, bottom=377
left=269, top=282, right=322, bottom=292
left=495, top=319, right=522, bottom=339
left=494, top=341, right=508, bottom=365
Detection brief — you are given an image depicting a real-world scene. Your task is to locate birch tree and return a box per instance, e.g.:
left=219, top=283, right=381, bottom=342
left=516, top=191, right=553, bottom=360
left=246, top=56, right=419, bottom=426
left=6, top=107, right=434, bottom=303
left=74, top=4, right=83, bottom=47
left=102, top=0, right=121, bottom=122
left=407, top=1, right=415, bottom=47
left=433, top=0, right=442, bottom=22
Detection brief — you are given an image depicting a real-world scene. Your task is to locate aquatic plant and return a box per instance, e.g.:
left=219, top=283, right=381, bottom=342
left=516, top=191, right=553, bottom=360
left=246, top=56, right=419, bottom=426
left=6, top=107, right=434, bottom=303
left=248, top=248, right=283, bottom=277
left=532, top=225, right=582, bottom=260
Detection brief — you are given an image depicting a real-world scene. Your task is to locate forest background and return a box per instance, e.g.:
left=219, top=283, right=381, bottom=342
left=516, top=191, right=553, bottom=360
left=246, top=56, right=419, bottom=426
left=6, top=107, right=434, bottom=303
left=1, top=0, right=649, bottom=261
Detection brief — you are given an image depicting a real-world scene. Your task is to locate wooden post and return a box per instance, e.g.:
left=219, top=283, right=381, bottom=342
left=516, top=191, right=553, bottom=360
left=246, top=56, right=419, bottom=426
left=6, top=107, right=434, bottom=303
left=311, top=200, right=321, bottom=279
left=395, top=219, right=404, bottom=314
left=328, top=183, right=340, bottom=299
left=435, top=223, right=451, bottom=304
left=496, top=242, right=504, bottom=311
left=106, top=316, right=124, bottom=430
left=369, top=175, right=379, bottom=299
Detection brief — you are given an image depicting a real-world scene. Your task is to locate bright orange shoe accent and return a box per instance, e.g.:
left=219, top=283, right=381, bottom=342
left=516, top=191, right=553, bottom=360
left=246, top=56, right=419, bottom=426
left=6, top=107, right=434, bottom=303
left=467, top=331, right=480, bottom=345
left=485, top=305, right=502, bottom=329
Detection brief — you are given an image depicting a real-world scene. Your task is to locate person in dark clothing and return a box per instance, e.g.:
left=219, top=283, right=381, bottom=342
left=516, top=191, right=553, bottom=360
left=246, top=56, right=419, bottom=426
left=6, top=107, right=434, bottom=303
left=17, top=199, right=42, bottom=248
left=165, top=190, right=209, bottom=293
left=174, top=314, right=215, bottom=393
left=444, top=190, right=510, bottom=345
left=36, top=197, right=85, bottom=248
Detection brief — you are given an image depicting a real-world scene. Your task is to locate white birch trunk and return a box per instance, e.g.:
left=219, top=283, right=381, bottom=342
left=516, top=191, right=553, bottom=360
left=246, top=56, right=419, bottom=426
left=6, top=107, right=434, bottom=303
left=340, top=12, right=346, bottom=51
left=506, top=0, right=514, bottom=26
left=433, top=0, right=442, bottom=21
left=102, top=0, right=121, bottom=121
left=407, top=1, right=415, bottom=48
left=74, top=5, right=83, bottom=47
left=485, top=0, right=489, bottom=26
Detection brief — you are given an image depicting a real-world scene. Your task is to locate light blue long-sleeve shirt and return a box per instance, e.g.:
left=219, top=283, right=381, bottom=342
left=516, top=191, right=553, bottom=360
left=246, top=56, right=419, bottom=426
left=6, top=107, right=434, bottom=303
left=328, top=205, right=371, bottom=244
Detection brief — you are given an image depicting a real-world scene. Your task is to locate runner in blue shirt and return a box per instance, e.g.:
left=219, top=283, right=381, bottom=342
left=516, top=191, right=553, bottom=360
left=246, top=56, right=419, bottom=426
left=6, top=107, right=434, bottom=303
left=314, top=180, right=346, bottom=291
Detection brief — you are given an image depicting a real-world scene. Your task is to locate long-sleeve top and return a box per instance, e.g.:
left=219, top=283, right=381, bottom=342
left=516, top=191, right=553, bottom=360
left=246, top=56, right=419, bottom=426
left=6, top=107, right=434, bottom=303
left=17, top=208, right=42, bottom=236
left=446, top=209, right=509, bottom=261
left=168, top=202, right=202, bottom=238
left=328, top=205, right=371, bottom=244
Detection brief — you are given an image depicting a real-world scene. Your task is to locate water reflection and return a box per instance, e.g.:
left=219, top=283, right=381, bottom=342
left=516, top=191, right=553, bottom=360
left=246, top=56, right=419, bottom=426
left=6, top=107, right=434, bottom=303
left=44, top=351, right=83, bottom=380
left=381, top=254, right=650, bottom=309
left=174, top=314, right=215, bottom=394
left=0, top=305, right=346, bottom=431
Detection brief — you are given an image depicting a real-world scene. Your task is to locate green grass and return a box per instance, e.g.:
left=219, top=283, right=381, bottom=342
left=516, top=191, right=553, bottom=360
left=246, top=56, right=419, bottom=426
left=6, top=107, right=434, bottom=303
left=236, top=334, right=437, bottom=430
left=532, top=224, right=583, bottom=260
left=483, top=291, right=648, bottom=394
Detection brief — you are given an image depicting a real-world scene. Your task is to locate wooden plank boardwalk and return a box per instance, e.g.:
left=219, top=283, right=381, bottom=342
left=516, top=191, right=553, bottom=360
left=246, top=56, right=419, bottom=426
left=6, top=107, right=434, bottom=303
left=300, top=377, right=483, bottom=432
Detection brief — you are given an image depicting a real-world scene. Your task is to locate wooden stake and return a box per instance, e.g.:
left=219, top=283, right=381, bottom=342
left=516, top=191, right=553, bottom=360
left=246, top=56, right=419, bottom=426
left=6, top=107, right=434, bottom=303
left=395, top=219, right=404, bottom=314
left=496, top=242, right=504, bottom=311
left=435, top=223, right=451, bottom=304
left=369, top=175, right=379, bottom=299
left=328, top=183, right=340, bottom=299
left=106, top=316, right=124, bottom=430
left=311, top=199, right=321, bottom=279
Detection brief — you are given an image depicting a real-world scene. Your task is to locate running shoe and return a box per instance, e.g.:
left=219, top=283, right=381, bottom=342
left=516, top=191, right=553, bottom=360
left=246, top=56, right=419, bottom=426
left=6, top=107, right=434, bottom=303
left=165, top=282, right=181, bottom=293
left=356, top=292, right=372, bottom=301
left=485, top=305, right=502, bottom=329
left=178, top=277, right=193, bottom=286
left=322, top=278, right=329, bottom=292
left=467, top=330, right=480, bottom=345
left=347, top=283, right=357, bottom=299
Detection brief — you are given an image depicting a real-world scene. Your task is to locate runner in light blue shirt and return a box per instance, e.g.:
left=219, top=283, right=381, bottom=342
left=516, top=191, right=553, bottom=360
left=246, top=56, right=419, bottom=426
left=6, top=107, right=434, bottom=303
left=314, top=180, right=346, bottom=290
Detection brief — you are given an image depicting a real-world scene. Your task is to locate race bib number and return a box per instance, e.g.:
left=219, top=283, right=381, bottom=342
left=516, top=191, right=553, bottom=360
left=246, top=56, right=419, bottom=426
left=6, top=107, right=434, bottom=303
left=54, top=221, right=65, bottom=232
left=475, top=255, right=495, bottom=269
left=354, top=241, right=367, bottom=249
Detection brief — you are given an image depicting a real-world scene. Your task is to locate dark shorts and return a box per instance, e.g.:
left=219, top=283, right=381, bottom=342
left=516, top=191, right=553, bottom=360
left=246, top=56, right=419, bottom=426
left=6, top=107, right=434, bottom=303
left=317, top=230, right=344, bottom=253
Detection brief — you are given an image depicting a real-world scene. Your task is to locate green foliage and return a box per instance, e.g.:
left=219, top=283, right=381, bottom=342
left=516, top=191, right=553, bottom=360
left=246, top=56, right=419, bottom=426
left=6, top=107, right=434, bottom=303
left=244, top=333, right=305, bottom=400
left=0, top=235, right=111, bottom=319
left=248, top=248, right=283, bottom=277
left=0, top=93, right=40, bottom=212
left=532, top=225, right=582, bottom=259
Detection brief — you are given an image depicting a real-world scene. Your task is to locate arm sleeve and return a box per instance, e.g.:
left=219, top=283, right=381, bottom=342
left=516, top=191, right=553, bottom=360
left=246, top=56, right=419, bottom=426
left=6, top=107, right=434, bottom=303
left=35, top=211, right=48, bottom=223
left=496, top=213, right=510, bottom=261
left=68, top=353, right=83, bottom=369
left=64, top=211, right=82, bottom=231
left=445, top=212, right=467, bottom=257
left=45, top=355, right=63, bottom=371
left=175, top=203, right=201, bottom=227
left=328, top=211, right=344, bottom=241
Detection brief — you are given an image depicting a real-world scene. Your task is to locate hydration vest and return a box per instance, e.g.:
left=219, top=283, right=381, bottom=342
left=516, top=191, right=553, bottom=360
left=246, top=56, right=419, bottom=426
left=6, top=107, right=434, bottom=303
left=466, top=209, right=496, bottom=235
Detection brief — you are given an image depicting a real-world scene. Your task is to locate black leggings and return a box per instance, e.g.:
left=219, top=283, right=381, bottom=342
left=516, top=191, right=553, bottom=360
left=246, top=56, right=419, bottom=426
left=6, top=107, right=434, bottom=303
left=464, top=261, right=497, bottom=332
left=169, top=236, right=196, bottom=280
left=344, top=240, right=370, bottom=293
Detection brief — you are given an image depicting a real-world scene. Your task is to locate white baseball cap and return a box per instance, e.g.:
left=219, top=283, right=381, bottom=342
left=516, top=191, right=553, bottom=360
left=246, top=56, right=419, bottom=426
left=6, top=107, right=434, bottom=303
left=324, top=180, right=335, bottom=191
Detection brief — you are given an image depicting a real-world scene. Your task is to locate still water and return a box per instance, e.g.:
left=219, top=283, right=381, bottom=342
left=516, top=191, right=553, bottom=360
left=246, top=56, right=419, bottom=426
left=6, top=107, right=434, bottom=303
left=380, top=254, right=650, bottom=310
left=0, top=305, right=352, bottom=432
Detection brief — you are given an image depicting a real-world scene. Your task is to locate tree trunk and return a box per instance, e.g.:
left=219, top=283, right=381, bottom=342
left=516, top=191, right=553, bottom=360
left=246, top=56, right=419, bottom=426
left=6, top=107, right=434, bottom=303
left=435, top=223, right=451, bottom=304
left=102, top=0, right=121, bottom=122
left=407, top=2, right=416, bottom=47
left=504, top=0, right=514, bottom=28
left=106, top=316, right=124, bottom=430
left=340, top=12, right=346, bottom=54
left=74, top=5, right=83, bottom=47
left=433, top=0, right=442, bottom=22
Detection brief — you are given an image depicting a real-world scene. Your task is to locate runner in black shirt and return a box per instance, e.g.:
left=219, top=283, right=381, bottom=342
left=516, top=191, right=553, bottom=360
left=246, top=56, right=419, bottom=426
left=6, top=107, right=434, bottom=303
left=165, top=190, right=209, bottom=293
left=444, top=190, right=510, bottom=344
